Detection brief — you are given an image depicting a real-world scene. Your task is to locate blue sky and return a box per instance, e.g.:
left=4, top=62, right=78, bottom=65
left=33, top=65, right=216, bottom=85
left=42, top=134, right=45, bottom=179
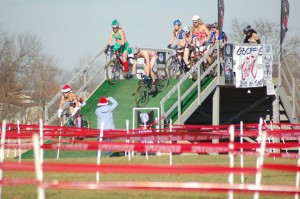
left=0, top=0, right=299, bottom=70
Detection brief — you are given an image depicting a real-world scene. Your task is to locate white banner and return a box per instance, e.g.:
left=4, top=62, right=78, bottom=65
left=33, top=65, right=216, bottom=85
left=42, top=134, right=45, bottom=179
left=262, top=44, right=273, bottom=80
left=266, top=80, right=275, bottom=95
left=234, top=45, right=264, bottom=88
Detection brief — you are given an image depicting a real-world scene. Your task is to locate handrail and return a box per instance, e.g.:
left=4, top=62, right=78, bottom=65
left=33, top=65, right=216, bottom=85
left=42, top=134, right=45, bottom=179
left=281, top=54, right=300, bottom=120
left=45, top=47, right=173, bottom=125
left=160, top=42, right=300, bottom=125
left=45, top=43, right=300, bottom=126
left=45, top=48, right=107, bottom=125
left=160, top=44, right=219, bottom=124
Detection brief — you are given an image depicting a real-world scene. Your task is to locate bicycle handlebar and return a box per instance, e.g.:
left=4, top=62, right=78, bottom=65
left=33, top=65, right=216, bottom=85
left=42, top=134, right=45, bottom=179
left=105, top=48, right=122, bottom=56
left=136, top=72, right=145, bottom=77
left=168, top=45, right=184, bottom=51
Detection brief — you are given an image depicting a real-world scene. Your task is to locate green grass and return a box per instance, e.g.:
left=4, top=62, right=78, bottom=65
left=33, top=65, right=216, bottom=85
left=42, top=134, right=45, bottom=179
left=80, top=79, right=180, bottom=129
left=80, top=77, right=214, bottom=130
left=164, top=77, right=214, bottom=122
left=3, top=154, right=298, bottom=199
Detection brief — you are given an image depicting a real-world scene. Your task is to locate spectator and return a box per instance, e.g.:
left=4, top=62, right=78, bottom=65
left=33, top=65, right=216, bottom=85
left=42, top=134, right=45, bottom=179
left=243, top=25, right=261, bottom=44
left=131, top=46, right=158, bottom=92
left=104, top=19, right=132, bottom=78
left=95, top=96, right=118, bottom=157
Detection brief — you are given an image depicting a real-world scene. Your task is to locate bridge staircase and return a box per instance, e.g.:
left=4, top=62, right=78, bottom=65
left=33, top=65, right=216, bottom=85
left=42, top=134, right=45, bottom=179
left=45, top=45, right=300, bottom=131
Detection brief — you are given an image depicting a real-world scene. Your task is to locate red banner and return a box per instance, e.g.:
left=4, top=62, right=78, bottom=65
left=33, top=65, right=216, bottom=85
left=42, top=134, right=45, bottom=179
left=281, top=0, right=289, bottom=45
left=218, top=0, right=224, bottom=33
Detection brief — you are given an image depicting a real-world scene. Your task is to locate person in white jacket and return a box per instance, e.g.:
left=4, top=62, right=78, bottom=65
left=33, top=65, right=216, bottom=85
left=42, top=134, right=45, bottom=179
left=95, top=96, right=118, bottom=157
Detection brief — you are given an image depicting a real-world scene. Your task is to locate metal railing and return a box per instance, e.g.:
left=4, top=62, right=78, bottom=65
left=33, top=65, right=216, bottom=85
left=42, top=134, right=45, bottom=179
left=45, top=43, right=300, bottom=126
left=160, top=43, right=300, bottom=125
left=45, top=48, right=107, bottom=125
left=45, top=47, right=173, bottom=125
left=279, top=54, right=300, bottom=122
left=160, top=43, right=220, bottom=125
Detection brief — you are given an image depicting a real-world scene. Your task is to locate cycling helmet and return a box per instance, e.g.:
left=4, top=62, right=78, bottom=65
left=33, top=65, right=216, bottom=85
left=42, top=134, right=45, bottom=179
left=173, top=19, right=181, bottom=26
left=62, top=84, right=72, bottom=93
left=182, top=26, right=190, bottom=33
left=243, top=25, right=252, bottom=34
left=192, top=15, right=200, bottom=21
left=111, top=19, right=119, bottom=28
left=132, top=46, right=140, bottom=55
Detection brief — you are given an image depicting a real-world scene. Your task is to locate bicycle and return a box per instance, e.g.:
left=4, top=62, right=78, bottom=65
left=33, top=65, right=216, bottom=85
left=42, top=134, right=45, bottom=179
left=64, top=114, right=89, bottom=128
left=165, top=46, right=195, bottom=79
left=134, top=67, right=169, bottom=107
left=105, top=49, right=134, bottom=85
left=60, top=113, right=90, bottom=141
left=190, top=46, right=219, bottom=81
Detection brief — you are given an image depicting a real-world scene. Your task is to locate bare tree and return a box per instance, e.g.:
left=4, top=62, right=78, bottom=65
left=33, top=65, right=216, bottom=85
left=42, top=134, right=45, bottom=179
left=227, top=17, right=280, bottom=45
left=227, top=17, right=300, bottom=77
left=0, top=33, right=42, bottom=121
left=18, top=55, right=62, bottom=123
left=23, top=55, right=62, bottom=107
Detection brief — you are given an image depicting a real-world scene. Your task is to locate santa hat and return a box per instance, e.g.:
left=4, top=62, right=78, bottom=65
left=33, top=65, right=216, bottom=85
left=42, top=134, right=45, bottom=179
left=98, top=97, right=108, bottom=106
left=62, top=84, right=72, bottom=92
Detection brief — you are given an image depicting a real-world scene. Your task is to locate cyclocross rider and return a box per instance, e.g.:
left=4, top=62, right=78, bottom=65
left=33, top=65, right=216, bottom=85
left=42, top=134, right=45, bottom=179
left=58, top=84, right=81, bottom=127
left=167, top=19, right=184, bottom=49
left=182, top=26, right=194, bottom=71
left=191, top=15, right=212, bottom=65
left=104, top=19, right=133, bottom=78
left=167, top=19, right=191, bottom=71
left=131, top=46, right=158, bottom=92
left=183, top=26, right=198, bottom=69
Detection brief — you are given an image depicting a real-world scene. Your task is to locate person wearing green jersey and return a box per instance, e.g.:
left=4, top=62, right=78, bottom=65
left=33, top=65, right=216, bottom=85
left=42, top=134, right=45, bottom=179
left=105, top=19, right=132, bottom=78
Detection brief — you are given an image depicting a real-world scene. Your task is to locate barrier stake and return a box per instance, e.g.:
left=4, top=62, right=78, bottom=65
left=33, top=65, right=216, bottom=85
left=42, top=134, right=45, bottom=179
left=169, top=119, right=173, bottom=166
left=32, top=134, right=45, bottom=199
left=256, top=118, right=263, bottom=168
left=96, top=122, right=104, bottom=183
left=0, top=120, right=7, bottom=199
left=228, top=125, right=235, bottom=199
left=126, top=120, right=131, bottom=161
left=269, top=121, right=276, bottom=159
left=131, top=129, right=135, bottom=158
left=39, top=119, right=44, bottom=164
left=6, top=127, right=10, bottom=158
left=156, top=117, right=161, bottom=156
left=240, top=121, right=244, bottom=183
left=295, top=141, right=300, bottom=199
left=17, top=120, right=21, bottom=163
left=56, top=121, right=63, bottom=159
left=253, top=131, right=267, bottom=199
left=144, top=127, right=149, bottom=160
left=125, top=120, right=130, bottom=160
left=282, top=138, right=288, bottom=153
left=13, top=122, right=17, bottom=157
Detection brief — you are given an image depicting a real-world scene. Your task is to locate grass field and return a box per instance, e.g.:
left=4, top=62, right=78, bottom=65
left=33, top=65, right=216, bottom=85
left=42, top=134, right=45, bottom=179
left=3, top=154, right=299, bottom=199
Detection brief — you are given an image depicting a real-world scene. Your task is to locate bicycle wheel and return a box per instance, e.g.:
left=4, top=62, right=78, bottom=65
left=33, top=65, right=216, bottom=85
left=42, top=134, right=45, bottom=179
left=135, top=82, right=149, bottom=107
left=166, top=56, right=180, bottom=79
left=105, top=59, right=124, bottom=85
left=66, top=117, right=74, bottom=127
left=81, top=114, right=90, bottom=128
left=155, top=67, right=169, bottom=92
left=191, top=67, right=198, bottom=81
